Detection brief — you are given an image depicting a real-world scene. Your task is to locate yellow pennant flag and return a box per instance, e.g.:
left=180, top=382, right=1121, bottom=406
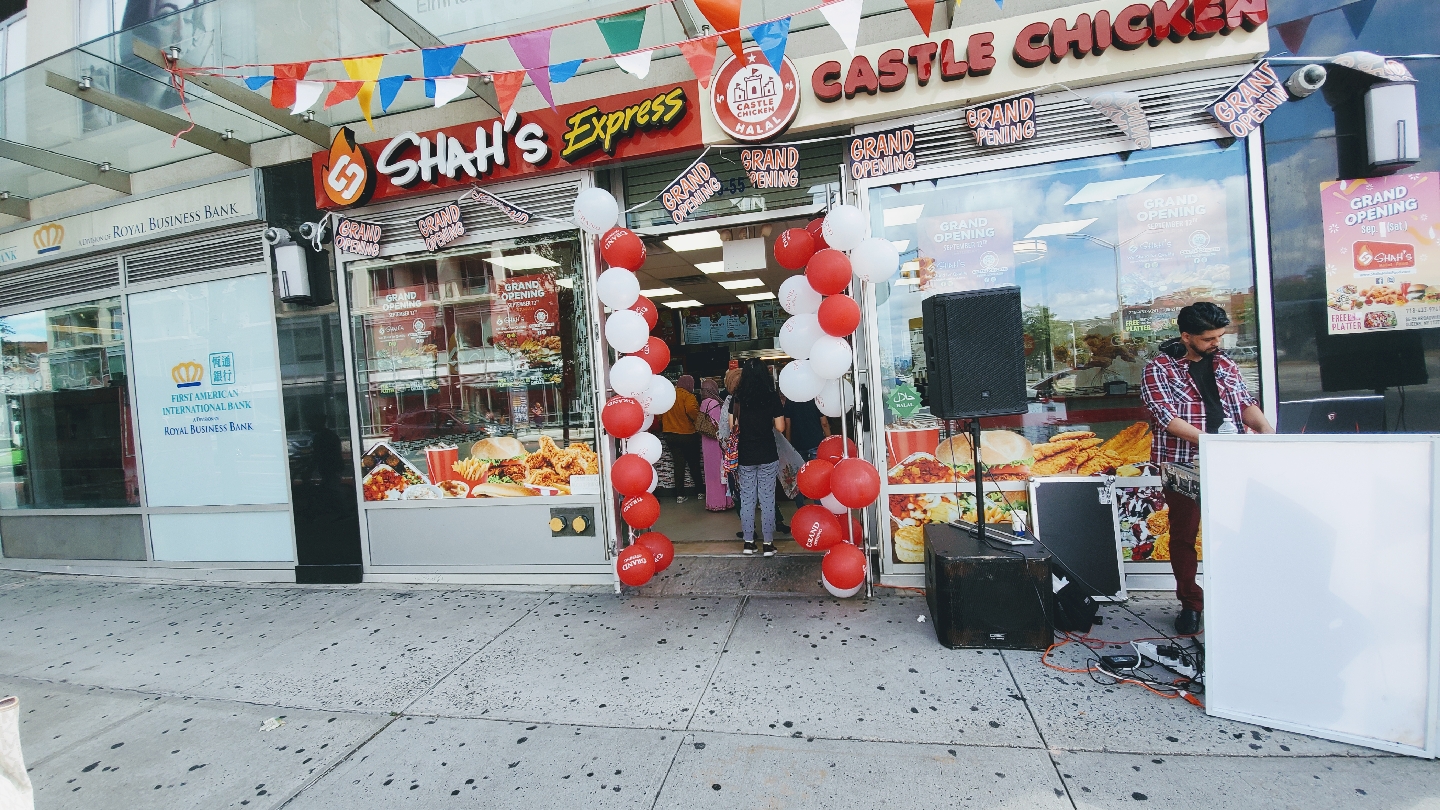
left=341, top=56, right=386, bottom=128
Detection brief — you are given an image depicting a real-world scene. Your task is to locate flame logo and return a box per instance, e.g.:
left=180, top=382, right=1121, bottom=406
left=172, top=361, right=204, bottom=388
left=322, top=127, right=376, bottom=208
left=32, top=223, right=63, bottom=254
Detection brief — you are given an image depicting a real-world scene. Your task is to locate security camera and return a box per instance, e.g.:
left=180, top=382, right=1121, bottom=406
left=298, top=219, right=331, bottom=245
left=1285, top=64, right=1327, bottom=100
left=263, top=227, right=293, bottom=246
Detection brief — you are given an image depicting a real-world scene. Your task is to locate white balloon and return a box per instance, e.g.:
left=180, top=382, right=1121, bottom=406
left=815, top=378, right=855, bottom=417
left=778, top=275, right=823, bottom=315
left=851, top=236, right=900, bottom=284
left=641, top=375, right=676, bottom=415
left=573, top=187, right=619, bottom=234
left=640, top=413, right=654, bottom=431
left=822, top=204, right=867, bottom=252
left=778, top=360, right=825, bottom=402
left=596, top=267, right=640, bottom=310
left=821, top=492, right=848, bottom=514
left=778, top=313, right=823, bottom=360
left=625, top=431, right=663, bottom=464
left=822, top=572, right=865, bottom=598
left=605, top=309, right=650, bottom=354
left=610, top=355, right=653, bottom=397
left=809, top=335, right=853, bottom=379
left=647, top=465, right=658, bottom=493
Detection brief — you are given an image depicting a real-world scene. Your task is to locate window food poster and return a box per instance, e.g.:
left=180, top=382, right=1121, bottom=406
left=129, top=274, right=288, bottom=507
left=916, top=209, right=1015, bottom=292
left=1322, top=172, right=1440, bottom=334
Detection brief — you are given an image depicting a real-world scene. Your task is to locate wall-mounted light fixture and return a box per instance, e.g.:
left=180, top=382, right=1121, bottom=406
left=264, top=228, right=313, bottom=304
left=1365, top=81, right=1420, bottom=169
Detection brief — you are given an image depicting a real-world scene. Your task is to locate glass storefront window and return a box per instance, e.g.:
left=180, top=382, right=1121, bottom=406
left=348, top=232, right=600, bottom=502
left=870, top=141, right=1259, bottom=564
left=0, top=297, right=139, bottom=508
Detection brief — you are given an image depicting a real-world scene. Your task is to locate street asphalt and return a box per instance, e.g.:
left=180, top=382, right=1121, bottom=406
left=0, top=568, right=1436, bottom=809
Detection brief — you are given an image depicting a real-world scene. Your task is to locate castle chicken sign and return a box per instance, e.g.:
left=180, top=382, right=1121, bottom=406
left=313, top=83, right=702, bottom=209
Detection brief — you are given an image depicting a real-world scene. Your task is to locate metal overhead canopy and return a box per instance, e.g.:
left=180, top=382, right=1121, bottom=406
left=0, top=193, right=30, bottom=220
left=0, top=139, right=132, bottom=193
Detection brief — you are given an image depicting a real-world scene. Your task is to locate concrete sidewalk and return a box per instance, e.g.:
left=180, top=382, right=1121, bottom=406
left=0, top=569, right=1435, bottom=809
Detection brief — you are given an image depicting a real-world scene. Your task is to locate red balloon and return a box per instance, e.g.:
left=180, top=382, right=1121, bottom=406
left=632, top=336, right=671, bottom=374
left=602, top=396, right=645, bottom=438
left=612, top=454, right=655, bottom=497
left=797, top=459, right=834, bottom=500
left=792, top=504, right=842, bottom=550
left=635, top=531, right=674, bottom=572
left=806, top=217, right=830, bottom=251
left=622, top=493, right=660, bottom=529
left=817, top=294, right=861, bottom=337
left=822, top=543, right=867, bottom=590
left=817, top=435, right=859, bottom=463
left=774, top=228, right=815, bottom=270
left=601, top=227, right=646, bottom=269
left=806, top=249, right=852, bottom=296
left=630, top=295, right=659, bottom=330
left=831, top=458, right=881, bottom=508
left=846, top=515, right=865, bottom=545
left=617, top=543, right=656, bottom=586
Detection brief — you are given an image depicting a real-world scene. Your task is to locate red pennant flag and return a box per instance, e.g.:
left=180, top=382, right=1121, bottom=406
left=903, top=0, right=933, bottom=36
left=492, top=71, right=526, bottom=120
left=693, top=0, right=743, bottom=61
left=678, top=36, right=718, bottom=89
left=270, top=62, right=311, bottom=109
left=1274, top=16, right=1312, bottom=55
left=324, top=80, right=364, bottom=108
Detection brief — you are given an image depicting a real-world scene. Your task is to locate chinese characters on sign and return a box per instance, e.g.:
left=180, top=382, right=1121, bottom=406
left=845, top=126, right=916, bottom=181
left=1321, top=172, right=1440, bottom=334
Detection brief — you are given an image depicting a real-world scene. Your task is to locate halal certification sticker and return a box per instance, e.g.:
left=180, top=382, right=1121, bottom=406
left=711, top=48, right=801, bottom=144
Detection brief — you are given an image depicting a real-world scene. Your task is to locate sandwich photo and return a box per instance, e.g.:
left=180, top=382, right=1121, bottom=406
left=471, top=436, right=529, bottom=484
left=935, top=430, right=1034, bottom=481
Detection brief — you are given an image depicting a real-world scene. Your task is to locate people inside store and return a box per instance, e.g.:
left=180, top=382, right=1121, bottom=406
left=730, top=360, right=787, bottom=556
left=661, top=375, right=704, bottom=504
left=697, top=378, right=732, bottom=512
left=783, top=389, right=830, bottom=505
left=1141, top=302, right=1274, bottom=636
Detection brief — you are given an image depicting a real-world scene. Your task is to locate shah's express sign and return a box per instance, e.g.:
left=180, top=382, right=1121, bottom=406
left=314, top=83, right=702, bottom=209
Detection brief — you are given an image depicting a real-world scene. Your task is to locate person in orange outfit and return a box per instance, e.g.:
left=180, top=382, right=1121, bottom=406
left=661, top=375, right=704, bottom=503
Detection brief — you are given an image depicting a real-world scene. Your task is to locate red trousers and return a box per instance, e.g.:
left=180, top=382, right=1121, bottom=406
left=1164, top=487, right=1203, bottom=612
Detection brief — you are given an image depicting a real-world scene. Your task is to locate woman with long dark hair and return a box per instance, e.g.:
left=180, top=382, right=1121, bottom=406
left=729, top=360, right=786, bottom=555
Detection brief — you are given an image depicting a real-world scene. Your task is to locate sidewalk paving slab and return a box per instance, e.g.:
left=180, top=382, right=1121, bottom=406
left=409, top=595, right=740, bottom=728
left=0, top=675, right=161, bottom=764
left=689, top=595, right=1044, bottom=748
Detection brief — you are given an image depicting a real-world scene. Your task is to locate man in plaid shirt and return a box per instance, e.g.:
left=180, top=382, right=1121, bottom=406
left=1141, top=303, right=1273, bottom=635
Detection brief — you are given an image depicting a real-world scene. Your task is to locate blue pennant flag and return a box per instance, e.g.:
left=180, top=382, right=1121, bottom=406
left=379, top=74, right=410, bottom=111
left=549, top=59, right=584, bottom=84
left=422, top=44, right=465, bottom=98
left=244, top=76, right=274, bottom=91
left=749, top=17, right=791, bottom=73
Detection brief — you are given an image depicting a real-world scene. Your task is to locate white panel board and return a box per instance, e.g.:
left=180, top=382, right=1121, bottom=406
left=150, top=511, right=294, bottom=562
left=1202, top=434, right=1439, bottom=757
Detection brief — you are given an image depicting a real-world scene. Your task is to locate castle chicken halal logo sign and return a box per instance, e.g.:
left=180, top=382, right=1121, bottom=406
left=711, top=48, right=801, bottom=143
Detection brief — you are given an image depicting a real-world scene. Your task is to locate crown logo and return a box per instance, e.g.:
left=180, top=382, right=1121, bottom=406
left=33, top=223, right=64, bottom=254
left=172, top=361, right=204, bottom=388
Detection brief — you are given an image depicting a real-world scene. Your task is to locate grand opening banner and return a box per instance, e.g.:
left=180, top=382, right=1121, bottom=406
left=1322, top=172, right=1440, bottom=334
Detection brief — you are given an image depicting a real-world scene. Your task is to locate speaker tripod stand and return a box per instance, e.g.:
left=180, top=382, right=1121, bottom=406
left=952, top=418, right=1032, bottom=547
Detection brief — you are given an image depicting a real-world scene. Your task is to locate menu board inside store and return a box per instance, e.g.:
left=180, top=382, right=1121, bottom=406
left=683, top=305, right=751, bottom=344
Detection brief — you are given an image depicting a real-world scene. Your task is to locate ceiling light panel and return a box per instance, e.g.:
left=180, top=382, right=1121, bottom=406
left=663, top=231, right=723, bottom=252
left=718, top=278, right=765, bottom=289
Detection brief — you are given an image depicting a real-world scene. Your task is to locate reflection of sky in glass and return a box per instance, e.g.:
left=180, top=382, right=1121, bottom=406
left=0, top=311, right=46, bottom=343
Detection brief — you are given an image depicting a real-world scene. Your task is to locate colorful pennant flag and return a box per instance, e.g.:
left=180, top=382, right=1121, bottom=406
left=378, top=74, right=409, bottom=113
left=693, top=0, right=743, bottom=61
left=596, top=8, right=647, bottom=56
left=614, top=49, right=653, bottom=79
left=1342, top=0, right=1377, bottom=37
left=904, top=0, right=933, bottom=36
left=749, top=17, right=791, bottom=73
left=819, top=0, right=861, bottom=55
left=492, top=71, right=526, bottom=120
left=270, top=62, right=311, bottom=109
left=677, top=36, right=717, bottom=88
left=324, top=80, right=363, bottom=108
left=550, top=59, right=584, bottom=84
left=1087, top=91, right=1152, bottom=149
left=1274, top=16, right=1312, bottom=53
left=422, top=44, right=466, bottom=99
left=342, top=55, right=386, bottom=128
left=432, top=76, right=468, bottom=108
left=291, top=80, right=325, bottom=114
left=509, top=29, right=556, bottom=109
left=244, top=75, right=273, bottom=91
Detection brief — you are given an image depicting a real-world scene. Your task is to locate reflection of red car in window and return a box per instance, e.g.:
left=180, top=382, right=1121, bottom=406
left=390, top=409, right=487, bottom=442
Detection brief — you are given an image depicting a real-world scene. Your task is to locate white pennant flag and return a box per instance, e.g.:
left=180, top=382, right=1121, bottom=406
left=820, top=0, right=862, bottom=55
left=1087, top=91, right=1153, bottom=149
left=614, top=49, right=653, bottom=80
left=290, top=80, right=325, bottom=114
left=432, top=76, right=468, bottom=108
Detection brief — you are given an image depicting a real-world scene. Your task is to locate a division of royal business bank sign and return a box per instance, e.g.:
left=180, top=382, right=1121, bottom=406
left=0, top=173, right=259, bottom=271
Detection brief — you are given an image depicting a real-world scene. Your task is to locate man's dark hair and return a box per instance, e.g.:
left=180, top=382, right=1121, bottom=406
left=1176, top=302, right=1230, bottom=334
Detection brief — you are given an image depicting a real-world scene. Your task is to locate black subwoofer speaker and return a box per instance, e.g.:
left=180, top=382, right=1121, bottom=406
left=923, top=523, right=1053, bottom=650
left=921, top=287, right=1027, bottom=419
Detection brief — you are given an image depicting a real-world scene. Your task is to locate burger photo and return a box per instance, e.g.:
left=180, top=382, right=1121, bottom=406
left=471, top=437, right=529, bottom=484
left=935, top=430, right=1034, bottom=481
